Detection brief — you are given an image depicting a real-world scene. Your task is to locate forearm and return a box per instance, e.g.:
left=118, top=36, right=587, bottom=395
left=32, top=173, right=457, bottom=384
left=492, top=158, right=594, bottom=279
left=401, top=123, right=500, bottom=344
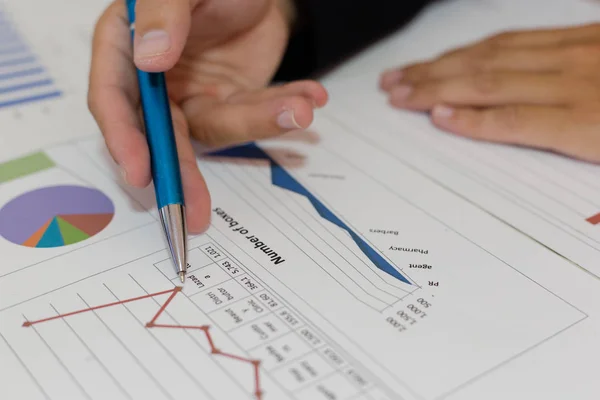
left=274, top=0, right=434, bottom=81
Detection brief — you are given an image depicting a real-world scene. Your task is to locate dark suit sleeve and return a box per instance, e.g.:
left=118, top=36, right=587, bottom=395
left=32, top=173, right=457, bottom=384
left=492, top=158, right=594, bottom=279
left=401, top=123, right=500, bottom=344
left=273, top=0, right=434, bottom=81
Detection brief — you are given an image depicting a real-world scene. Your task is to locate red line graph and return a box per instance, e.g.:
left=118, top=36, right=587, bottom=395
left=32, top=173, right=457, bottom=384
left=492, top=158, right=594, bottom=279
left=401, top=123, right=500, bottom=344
left=22, top=286, right=264, bottom=399
left=586, top=212, right=600, bottom=225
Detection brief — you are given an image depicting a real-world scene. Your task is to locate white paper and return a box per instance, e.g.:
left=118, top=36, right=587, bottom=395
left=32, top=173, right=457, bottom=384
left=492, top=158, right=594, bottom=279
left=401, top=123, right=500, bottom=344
left=2, top=1, right=600, bottom=400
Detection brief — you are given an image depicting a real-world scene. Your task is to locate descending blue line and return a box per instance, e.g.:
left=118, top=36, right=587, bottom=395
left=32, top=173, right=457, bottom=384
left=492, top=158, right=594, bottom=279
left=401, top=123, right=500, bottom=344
left=0, top=67, right=43, bottom=81
left=0, top=90, right=61, bottom=109
left=0, top=79, right=53, bottom=94
left=0, top=55, right=35, bottom=68
left=209, top=143, right=413, bottom=285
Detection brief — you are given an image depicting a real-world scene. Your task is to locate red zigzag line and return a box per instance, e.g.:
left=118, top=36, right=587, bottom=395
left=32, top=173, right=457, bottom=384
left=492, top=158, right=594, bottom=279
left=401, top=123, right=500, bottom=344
left=586, top=212, right=600, bottom=225
left=23, top=286, right=264, bottom=400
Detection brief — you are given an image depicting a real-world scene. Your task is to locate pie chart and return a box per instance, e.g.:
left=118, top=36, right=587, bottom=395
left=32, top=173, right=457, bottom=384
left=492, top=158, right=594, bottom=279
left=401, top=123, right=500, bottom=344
left=0, top=185, right=115, bottom=248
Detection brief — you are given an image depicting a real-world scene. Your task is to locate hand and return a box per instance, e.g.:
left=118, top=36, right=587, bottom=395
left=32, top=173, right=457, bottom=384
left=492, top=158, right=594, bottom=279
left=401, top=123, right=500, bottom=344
left=88, top=0, right=328, bottom=233
left=379, top=23, right=600, bottom=163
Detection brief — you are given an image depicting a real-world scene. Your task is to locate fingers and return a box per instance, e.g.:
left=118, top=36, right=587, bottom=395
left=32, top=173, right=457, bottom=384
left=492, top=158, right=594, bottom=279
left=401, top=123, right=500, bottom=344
left=388, top=72, right=591, bottom=110
left=227, top=80, right=329, bottom=108
left=485, top=23, right=600, bottom=48
left=89, top=1, right=150, bottom=187
left=92, top=89, right=151, bottom=188
left=430, top=104, right=577, bottom=156
left=390, top=47, right=568, bottom=85
left=182, top=81, right=328, bottom=147
left=170, top=102, right=212, bottom=233
left=380, top=68, right=405, bottom=90
left=431, top=103, right=600, bottom=164
left=380, top=25, right=600, bottom=89
left=379, top=23, right=600, bottom=165
left=132, top=0, right=200, bottom=71
left=185, top=95, right=315, bottom=147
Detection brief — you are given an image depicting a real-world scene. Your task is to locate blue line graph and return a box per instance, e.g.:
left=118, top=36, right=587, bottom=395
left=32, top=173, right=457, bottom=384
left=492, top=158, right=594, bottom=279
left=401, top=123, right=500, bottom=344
left=0, top=9, right=61, bottom=109
left=209, top=143, right=413, bottom=285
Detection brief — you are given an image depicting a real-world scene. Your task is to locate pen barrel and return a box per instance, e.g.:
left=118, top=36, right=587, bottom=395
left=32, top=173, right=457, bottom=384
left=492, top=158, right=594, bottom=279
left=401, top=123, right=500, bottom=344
left=125, top=0, right=136, bottom=19
left=138, top=71, right=185, bottom=209
left=126, top=0, right=184, bottom=210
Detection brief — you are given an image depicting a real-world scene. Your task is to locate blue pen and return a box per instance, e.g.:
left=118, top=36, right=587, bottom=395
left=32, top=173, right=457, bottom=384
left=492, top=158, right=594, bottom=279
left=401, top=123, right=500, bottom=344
left=126, top=0, right=187, bottom=283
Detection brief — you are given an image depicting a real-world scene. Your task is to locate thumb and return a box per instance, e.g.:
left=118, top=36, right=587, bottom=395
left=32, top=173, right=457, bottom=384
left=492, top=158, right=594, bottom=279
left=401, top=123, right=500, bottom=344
left=130, top=0, right=199, bottom=72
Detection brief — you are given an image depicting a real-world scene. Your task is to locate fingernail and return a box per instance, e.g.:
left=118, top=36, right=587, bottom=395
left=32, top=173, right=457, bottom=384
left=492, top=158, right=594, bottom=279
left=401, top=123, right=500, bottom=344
left=277, top=109, right=302, bottom=129
left=135, top=30, right=171, bottom=59
left=433, top=105, right=454, bottom=119
left=120, top=167, right=129, bottom=184
left=201, top=220, right=212, bottom=234
left=381, top=69, right=404, bottom=88
left=390, top=85, right=412, bottom=103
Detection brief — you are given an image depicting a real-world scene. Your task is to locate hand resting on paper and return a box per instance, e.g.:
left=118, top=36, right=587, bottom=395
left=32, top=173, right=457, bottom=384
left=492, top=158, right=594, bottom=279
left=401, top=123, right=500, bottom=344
left=87, top=0, right=327, bottom=233
left=380, top=23, right=600, bottom=163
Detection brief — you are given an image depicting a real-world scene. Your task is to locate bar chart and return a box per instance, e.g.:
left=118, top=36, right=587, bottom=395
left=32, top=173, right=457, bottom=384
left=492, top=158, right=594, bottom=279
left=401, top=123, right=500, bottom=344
left=0, top=7, right=61, bottom=109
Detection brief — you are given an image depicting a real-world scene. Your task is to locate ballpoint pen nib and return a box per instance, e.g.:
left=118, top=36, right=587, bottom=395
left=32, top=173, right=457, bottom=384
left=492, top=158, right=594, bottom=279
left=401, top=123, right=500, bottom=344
left=159, top=204, right=188, bottom=286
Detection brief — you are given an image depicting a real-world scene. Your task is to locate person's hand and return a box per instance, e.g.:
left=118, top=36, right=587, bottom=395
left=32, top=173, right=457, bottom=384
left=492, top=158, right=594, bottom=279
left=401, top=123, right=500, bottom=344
left=380, top=23, right=600, bottom=163
left=88, top=0, right=328, bottom=233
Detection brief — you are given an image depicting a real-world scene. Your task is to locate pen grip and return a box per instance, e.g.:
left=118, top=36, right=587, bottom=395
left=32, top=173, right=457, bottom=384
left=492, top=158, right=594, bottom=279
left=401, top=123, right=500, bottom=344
left=126, top=0, right=184, bottom=209
left=138, top=71, right=185, bottom=209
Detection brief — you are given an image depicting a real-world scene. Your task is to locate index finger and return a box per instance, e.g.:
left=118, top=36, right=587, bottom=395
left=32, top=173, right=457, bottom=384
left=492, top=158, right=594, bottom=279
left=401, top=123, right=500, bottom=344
left=88, top=0, right=151, bottom=188
left=486, top=24, right=600, bottom=47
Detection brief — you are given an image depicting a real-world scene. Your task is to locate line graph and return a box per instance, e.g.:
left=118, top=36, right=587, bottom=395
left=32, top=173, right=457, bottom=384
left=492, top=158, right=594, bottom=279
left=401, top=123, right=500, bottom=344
left=209, top=143, right=412, bottom=285
left=22, top=286, right=265, bottom=400
left=586, top=212, right=600, bottom=225
left=4, top=240, right=383, bottom=400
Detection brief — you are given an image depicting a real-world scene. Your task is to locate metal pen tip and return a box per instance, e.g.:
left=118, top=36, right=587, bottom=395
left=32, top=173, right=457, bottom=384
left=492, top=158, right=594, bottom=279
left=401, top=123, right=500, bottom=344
left=159, top=204, right=188, bottom=286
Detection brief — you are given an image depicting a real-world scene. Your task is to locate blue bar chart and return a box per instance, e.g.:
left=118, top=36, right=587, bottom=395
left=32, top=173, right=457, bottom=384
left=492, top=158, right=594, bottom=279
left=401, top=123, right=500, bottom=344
left=0, top=9, right=61, bottom=109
